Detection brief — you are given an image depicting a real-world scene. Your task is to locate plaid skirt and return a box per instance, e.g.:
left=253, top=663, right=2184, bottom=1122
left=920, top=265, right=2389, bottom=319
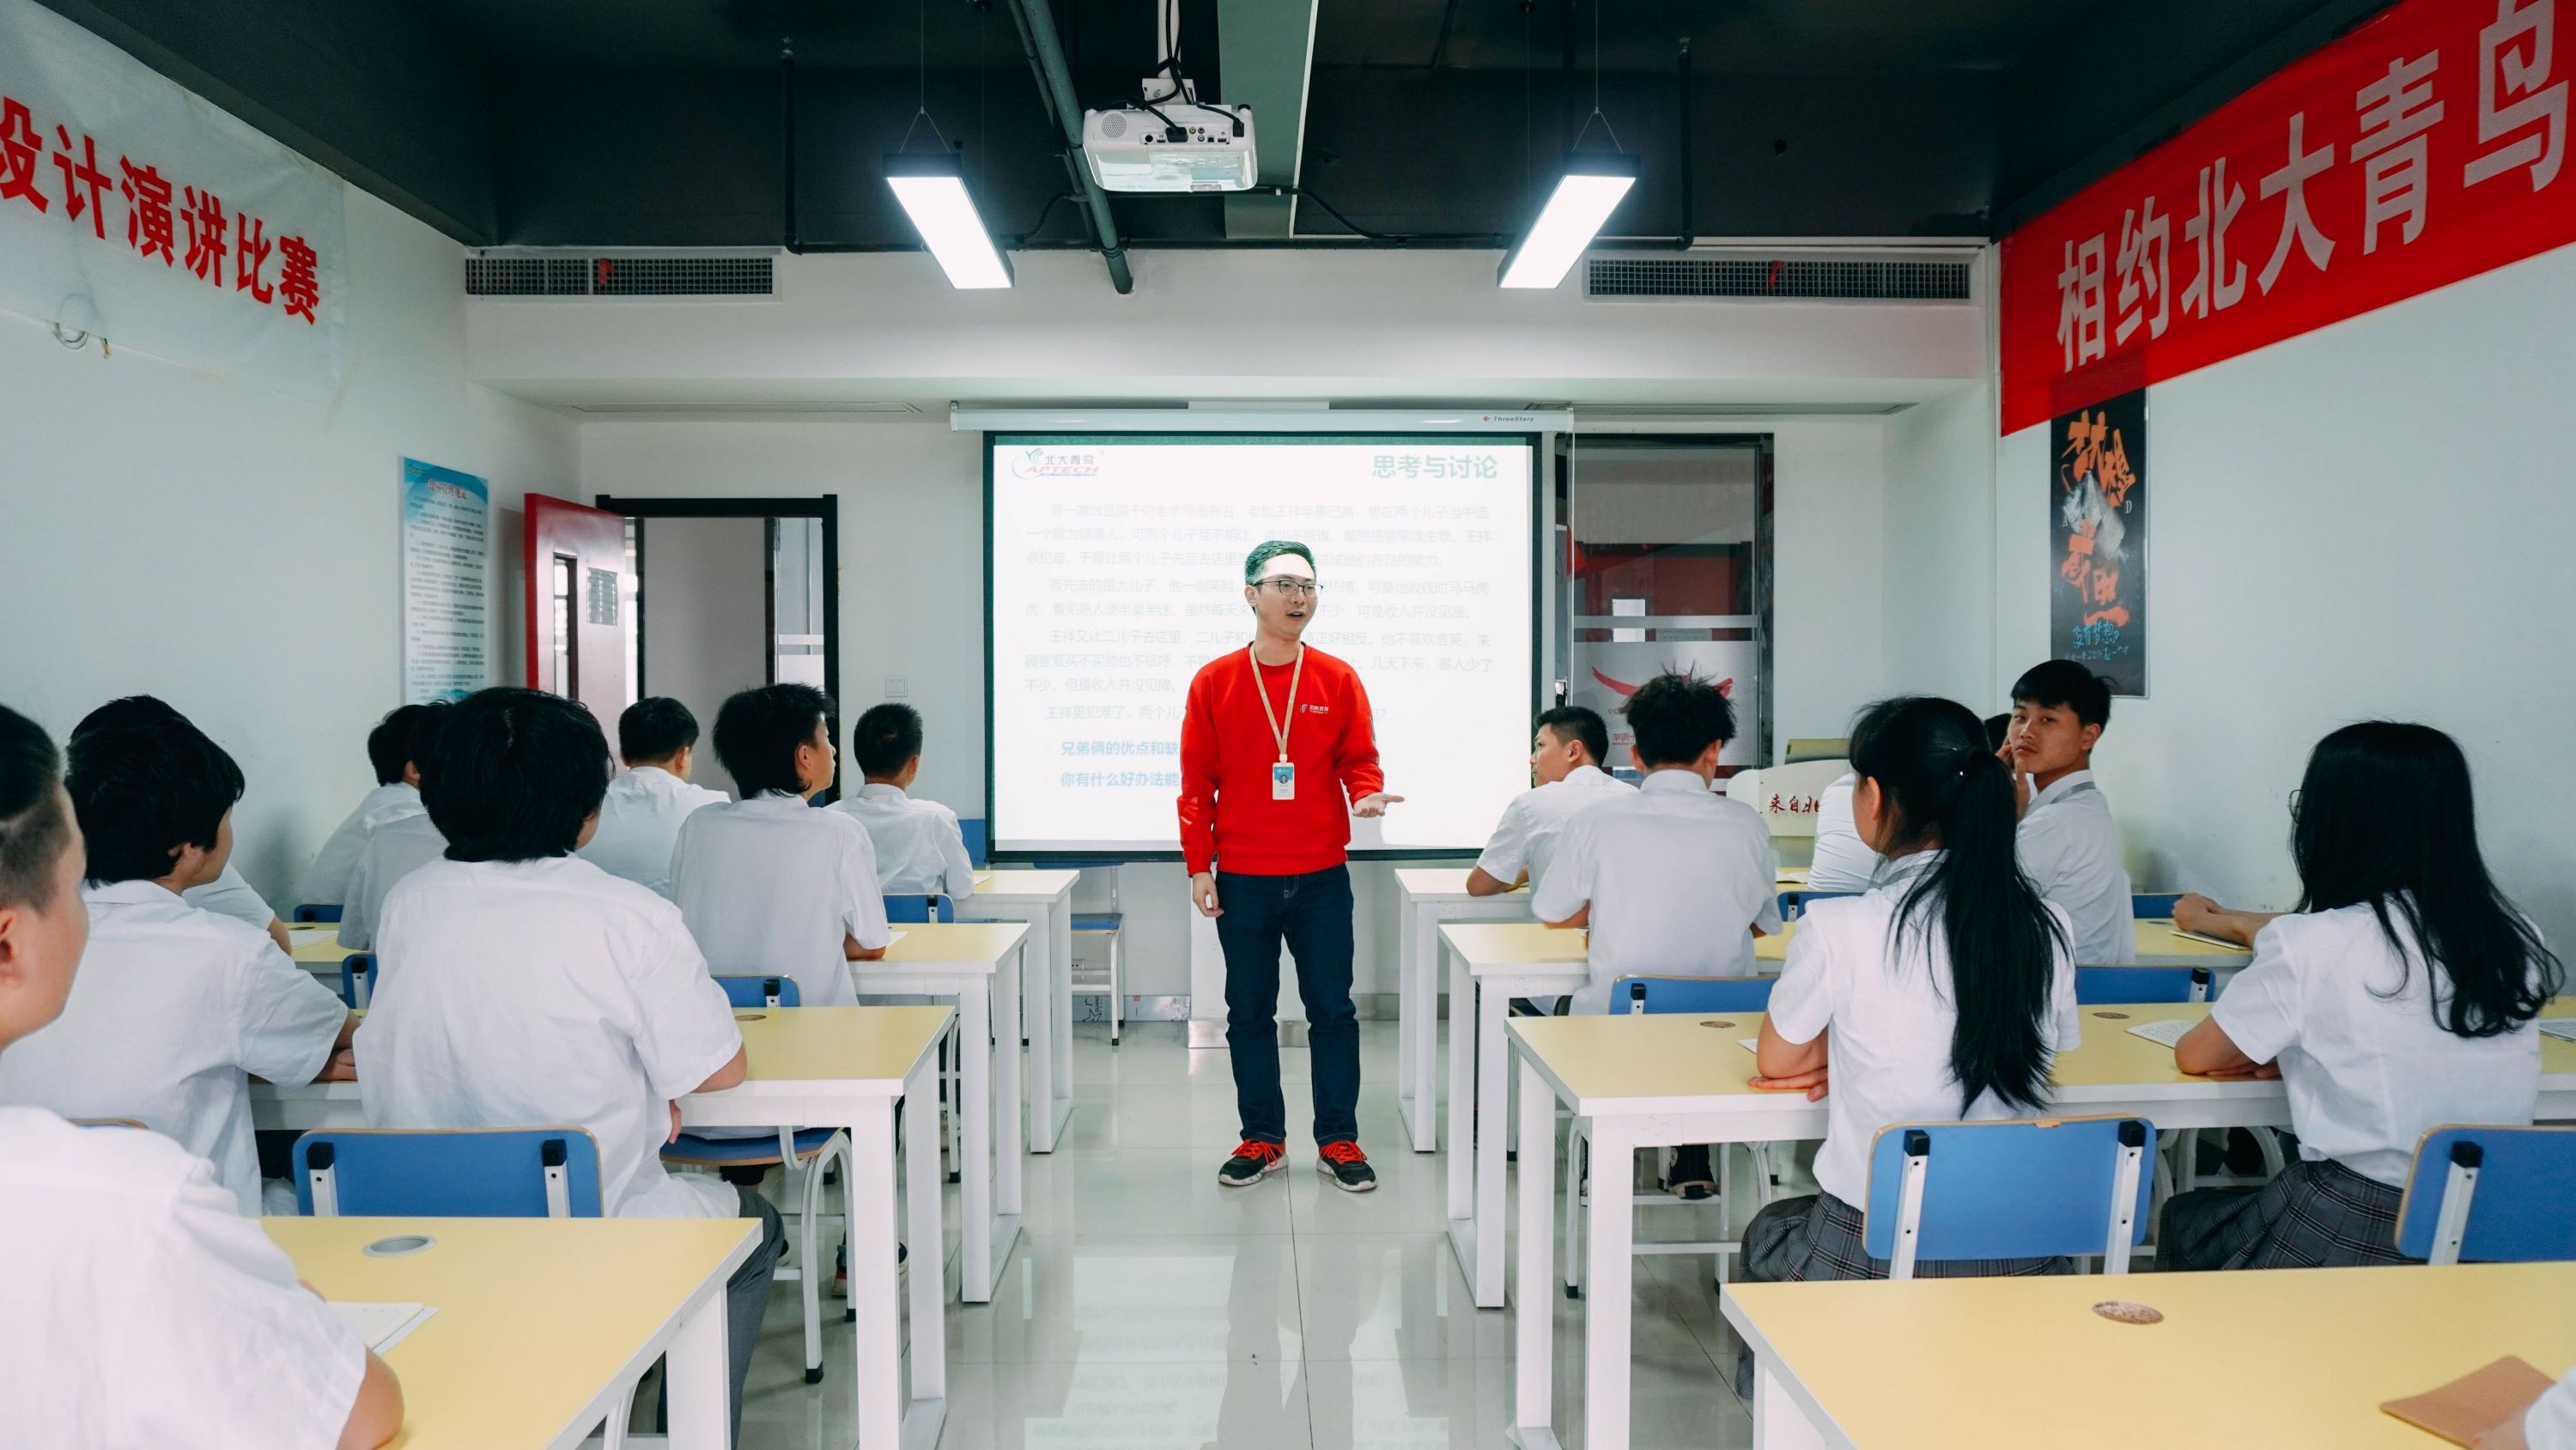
left=2157, top=1156, right=2415, bottom=1272
left=1741, top=1191, right=2073, bottom=1283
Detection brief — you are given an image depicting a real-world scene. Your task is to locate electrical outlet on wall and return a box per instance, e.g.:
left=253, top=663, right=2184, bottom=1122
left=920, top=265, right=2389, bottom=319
left=885, top=676, right=908, bottom=698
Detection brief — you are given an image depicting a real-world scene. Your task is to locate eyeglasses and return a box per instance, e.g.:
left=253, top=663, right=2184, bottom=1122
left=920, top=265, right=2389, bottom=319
left=1256, top=579, right=1321, bottom=598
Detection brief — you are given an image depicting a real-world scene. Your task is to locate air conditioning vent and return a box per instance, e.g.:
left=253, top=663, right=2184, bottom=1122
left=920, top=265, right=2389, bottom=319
left=466, top=252, right=776, bottom=299
left=1587, top=256, right=1971, bottom=301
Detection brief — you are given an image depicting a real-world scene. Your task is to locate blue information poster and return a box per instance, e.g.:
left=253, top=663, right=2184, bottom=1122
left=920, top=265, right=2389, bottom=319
left=400, top=458, right=489, bottom=704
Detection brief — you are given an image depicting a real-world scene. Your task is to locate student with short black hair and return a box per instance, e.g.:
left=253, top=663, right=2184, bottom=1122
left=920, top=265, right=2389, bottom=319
left=0, top=701, right=405, bottom=1450
left=1466, top=705, right=1632, bottom=898
left=355, top=687, right=782, bottom=1441
left=829, top=701, right=976, bottom=901
left=673, top=684, right=894, bottom=1009
left=2161, top=722, right=2563, bottom=1271
left=2002, top=660, right=2135, bottom=963
left=335, top=705, right=453, bottom=952
left=67, top=696, right=291, bottom=949
left=0, top=705, right=356, bottom=1216
left=576, top=697, right=726, bottom=898
left=1741, top=695, right=2081, bottom=1288
left=298, top=704, right=437, bottom=905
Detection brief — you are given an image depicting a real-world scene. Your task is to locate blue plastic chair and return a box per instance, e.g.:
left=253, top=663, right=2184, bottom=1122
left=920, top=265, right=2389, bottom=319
left=2396, top=1125, right=2576, bottom=1265
left=1779, top=890, right=1861, bottom=920
left=1054, top=860, right=1127, bottom=1047
left=2132, top=894, right=2183, bottom=921
left=713, top=974, right=802, bottom=1009
left=883, top=895, right=954, bottom=925
left=1862, top=1116, right=2155, bottom=1278
left=1613, top=976, right=1776, bottom=1014
left=292, top=903, right=343, bottom=923
left=2073, top=966, right=2211, bottom=1004
left=339, top=954, right=374, bottom=1009
left=960, top=818, right=989, bottom=869
left=292, top=1128, right=604, bottom=1217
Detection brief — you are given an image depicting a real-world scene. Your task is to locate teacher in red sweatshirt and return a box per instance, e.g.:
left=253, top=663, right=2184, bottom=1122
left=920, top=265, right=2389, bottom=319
left=1181, top=540, right=1402, bottom=1195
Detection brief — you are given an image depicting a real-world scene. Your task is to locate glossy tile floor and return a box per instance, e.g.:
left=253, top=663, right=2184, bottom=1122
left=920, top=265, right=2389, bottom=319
left=732, top=1020, right=1759, bottom=1450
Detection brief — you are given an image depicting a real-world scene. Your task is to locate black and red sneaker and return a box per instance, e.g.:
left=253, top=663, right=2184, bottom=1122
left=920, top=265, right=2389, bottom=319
left=1217, top=1139, right=1287, bottom=1187
left=1317, top=1140, right=1377, bottom=1193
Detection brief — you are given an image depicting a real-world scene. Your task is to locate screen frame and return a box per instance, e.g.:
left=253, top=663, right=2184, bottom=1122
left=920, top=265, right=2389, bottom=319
left=984, top=430, right=1546, bottom=865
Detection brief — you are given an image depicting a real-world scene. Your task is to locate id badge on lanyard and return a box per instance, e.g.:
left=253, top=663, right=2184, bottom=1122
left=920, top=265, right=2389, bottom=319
left=1252, top=645, right=1306, bottom=804
left=1272, top=761, right=1296, bottom=800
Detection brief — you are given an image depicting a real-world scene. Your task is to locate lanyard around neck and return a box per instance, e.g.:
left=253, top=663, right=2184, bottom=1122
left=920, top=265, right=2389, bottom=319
left=1248, top=644, right=1305, bottom=763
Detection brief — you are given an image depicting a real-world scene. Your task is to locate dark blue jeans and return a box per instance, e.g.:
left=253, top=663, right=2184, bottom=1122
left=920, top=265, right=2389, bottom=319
left=1215, top=865, right=1361, bottom=1146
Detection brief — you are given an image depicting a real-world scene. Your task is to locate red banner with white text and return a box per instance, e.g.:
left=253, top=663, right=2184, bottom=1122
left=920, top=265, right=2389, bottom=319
left=2000, top=0, right=2576, bottom=435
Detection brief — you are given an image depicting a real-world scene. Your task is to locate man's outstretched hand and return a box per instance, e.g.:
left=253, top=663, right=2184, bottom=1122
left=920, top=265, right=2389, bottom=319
left=1351, top=792, right=1406, bottom=818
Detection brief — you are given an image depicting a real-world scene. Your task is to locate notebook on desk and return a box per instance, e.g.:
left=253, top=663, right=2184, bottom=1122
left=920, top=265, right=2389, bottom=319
left=330, top=1301, right=435, bottom=1353
left=2123, top=1017, right=2194, bottom=1048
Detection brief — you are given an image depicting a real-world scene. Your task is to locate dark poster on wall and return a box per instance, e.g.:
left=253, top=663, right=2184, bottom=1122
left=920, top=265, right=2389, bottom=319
left=2050, top=390, right=2146, bottom=696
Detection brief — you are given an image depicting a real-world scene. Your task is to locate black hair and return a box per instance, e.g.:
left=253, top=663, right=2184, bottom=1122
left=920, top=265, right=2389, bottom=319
left=64, top=701, right=245, bottom=885
left=618, top=697, right=700, bottom=765
left=2290, top=721, right=2562, bottom=1038
left=367, top=704, right=437, bottom=785
left=1533, top=705, right=1609, bottom=767
left=2010, top=660, right=2112, bottom=730
left=422, top=688, right=613, bottom=863
left=0, top=705, right=74, bottom=911
left=853, top=702, right=926, bottom=780
left=404, top=702, right=453, bottom=785
left=1982, top=713, right=2013, bottom=754
left=1852, top=695, right=2067, bottom=1115
left=712, top=684, right=835, bottom=798
left=1620, top=673, right=1735, bottom=768
left=1242, top=539, right=1316, bottom=583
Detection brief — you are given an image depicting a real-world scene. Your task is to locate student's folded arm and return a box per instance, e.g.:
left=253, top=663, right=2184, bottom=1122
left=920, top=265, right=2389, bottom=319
left=337, top=1350, right=404, bottom=1450
left=2172, top=1016, right=2259, bottom=1077
left=693, top=1044, right=750, bottom=1094
left=267, top=917, right=294, bottom=954
left=1464, top=866, right=1515, bottom=897
left=846, top=933, right=887, bottom=961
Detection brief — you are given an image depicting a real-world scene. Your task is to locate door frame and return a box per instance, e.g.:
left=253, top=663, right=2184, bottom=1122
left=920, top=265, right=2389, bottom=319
left=595, top=494, right=842, bottom=798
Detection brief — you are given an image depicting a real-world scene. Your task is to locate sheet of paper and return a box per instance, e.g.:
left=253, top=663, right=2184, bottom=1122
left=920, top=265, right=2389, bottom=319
left=1738, top=1038, right=1760, bottom=1055
left=2168, top=926, right=2246, bottom=950
left=288, top=926, right=337, bottom=948
left=330, top=1301, right=435, bottom=1353
left=886, top=930, right=908, bottom=947
left=2123, top=1017, right=2194, bottom=1048
left=2537, top=1019, right=2576, bottom=1043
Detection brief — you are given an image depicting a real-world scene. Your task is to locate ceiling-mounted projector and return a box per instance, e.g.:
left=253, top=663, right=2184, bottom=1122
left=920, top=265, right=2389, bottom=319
left=1082, top=104, right=1257, bottom=192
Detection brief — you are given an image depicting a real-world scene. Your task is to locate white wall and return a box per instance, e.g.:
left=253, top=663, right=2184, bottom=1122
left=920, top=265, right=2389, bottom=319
left=1882, top=381, right=1999, bottom=706
left=0, top=189, right=580, bottom=908
left=1993, top=244, right=2576, bottom=946
left=636, top=516, right=769, bottom=798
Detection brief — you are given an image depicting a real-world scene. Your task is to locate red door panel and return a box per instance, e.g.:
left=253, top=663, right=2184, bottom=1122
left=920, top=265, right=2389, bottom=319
left=525, top=494, right=632, bottom=718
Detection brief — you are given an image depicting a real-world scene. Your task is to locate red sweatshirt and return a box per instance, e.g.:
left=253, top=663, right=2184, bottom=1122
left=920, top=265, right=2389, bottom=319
left=1177, top=643, right=1385, bottom=877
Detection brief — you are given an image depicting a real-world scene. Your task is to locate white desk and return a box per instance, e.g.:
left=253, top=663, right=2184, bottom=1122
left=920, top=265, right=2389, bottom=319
left=1504, top=1000, right=2576, bottom=1450
left=858, top=922, right=1028, bottom=1304
left=1393, top=869, right=1533, bottom=1153
left=963, top=869, right=1081, bottom=1152
left=258, top=1005, right=953, bottom=1450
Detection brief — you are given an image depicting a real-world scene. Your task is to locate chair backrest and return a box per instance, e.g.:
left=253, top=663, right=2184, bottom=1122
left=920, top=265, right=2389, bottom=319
left=1862, top=1116, right=2154, bottom=1277
left=2396, top=1125, right=2576, bottom=1265
left=1724, top=759, right=1850, bottom=839
left=2131, top=894, right=2182, bottom=921
left=293, top=1128, right=604, bottom=1218
left=340, top=954, right=374, bottom=1010
left=883, top=895, right=954, bottom=925
left=1616, top=976, right=1775, bottom=1015
left=713, top=974, right=803, bottom=1009
left=293, top=903, right=343, bottom=923
left=2073, top=966, right=2212, bottom=1005
left=960, top=817, right=988, bottom=868
left=1780, top=889, right=1862, bottom=920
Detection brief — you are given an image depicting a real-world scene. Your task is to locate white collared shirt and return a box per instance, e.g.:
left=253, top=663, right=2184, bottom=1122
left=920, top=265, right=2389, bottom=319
left=2212, top=901, right=2545, bottom=1186
left=1473, top=763, right=1635, bottom=895
left=577, top=766, right=728, bottom=898
left=1766, top=852, right=2082, bottom=1205
left=829, top=783, right=977, bottom=900
left=355, top=855, right=744, bottom=1219
left=2528, top=1373, right=2576, bottom=1450
left=336, top=813, right=447, bottom=952
left=2016, top=769, right=2135, bottom=964
left=1804, top=773, right=1883, bottom=894
left=0, top=882, right=347, bottom=1215
left=671, top=793, right=896, bottom=1008
left=1529, top=768, right=1784, bottom=1014
left=297, top=782, right=425, bottom=905
left=0, top=1107, right=366, bottom=1450
left=182, top=863, right=277, bottom=933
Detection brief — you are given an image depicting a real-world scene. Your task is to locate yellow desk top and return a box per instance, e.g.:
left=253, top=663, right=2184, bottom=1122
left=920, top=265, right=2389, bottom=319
left=1393, top=867, right=1513, bottom=898
left=289, top=925, right=355, bottom=964
left=266, top=1214, right=755, bottom=1450
left=878, top=920, right=1028, bottom=966
left=2135, top=919, right=2253, bottom=959
left=969, top=868, right=1082, bottom=898
left=1728, top=1261, right=2576, bottom=1450
left=730, top=1004, right=950, bottom=1086
left=1440, top=919, right=1789, bottom=966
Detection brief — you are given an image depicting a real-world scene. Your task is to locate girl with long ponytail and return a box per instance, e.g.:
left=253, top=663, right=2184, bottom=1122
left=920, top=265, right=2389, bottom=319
left=1737, top=695, right=2081, bottom=1287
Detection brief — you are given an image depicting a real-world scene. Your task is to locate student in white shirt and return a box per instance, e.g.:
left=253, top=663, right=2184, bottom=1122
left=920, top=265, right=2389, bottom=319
left=1532, top=673, right=1780, bottom=1197
left=65, top=698, right=294, bottom=952
left=296, top=703, right=439, bottom=906
left=354, top=688, right=781, bottom=1441
left=0, top=702, right=404, bottom=1450
left=829, top=701, right=976, bottom=901
left=1803, top=773, right=1880, bottom=894
left=1742, top=695, right=2081, bottom=1289
left=673, top=684, right=895, bottom=1010
left=0, top=709, right=356, bottom=1215
left=1466, top=705, right=1632, bottom=897
left=2163, top=722, right=2562, bottom=1271
left=577, top=697, right=727, bottom=897
left=2001, top=661, right=2135, bottom=964
left=335, top=812, right=447, bottom=954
